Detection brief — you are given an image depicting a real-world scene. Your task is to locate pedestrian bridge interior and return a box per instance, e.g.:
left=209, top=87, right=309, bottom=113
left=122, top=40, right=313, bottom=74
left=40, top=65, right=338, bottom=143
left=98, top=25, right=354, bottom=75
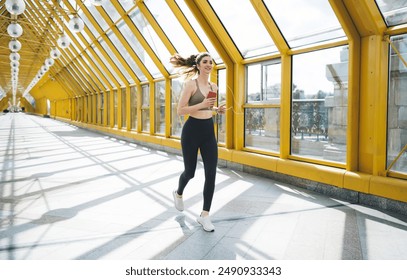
left=0, top=0, right=407, bottom=259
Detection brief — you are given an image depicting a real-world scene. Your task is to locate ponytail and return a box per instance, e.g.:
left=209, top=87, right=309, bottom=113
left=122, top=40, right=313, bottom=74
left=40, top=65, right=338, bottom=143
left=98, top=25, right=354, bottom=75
left=170, top=52, right=211, bottom=80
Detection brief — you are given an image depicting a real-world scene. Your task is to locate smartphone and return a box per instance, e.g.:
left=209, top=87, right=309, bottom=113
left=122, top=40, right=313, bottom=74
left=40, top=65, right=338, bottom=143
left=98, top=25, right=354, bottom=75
left=207, top=91, right=217, bottom=99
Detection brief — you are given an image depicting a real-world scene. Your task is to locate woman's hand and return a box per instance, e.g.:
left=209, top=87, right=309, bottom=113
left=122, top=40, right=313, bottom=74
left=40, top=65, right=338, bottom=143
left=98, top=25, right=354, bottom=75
left=217, top=104, right=226, bottom=114
left=203, top=96, right=216, bottom=109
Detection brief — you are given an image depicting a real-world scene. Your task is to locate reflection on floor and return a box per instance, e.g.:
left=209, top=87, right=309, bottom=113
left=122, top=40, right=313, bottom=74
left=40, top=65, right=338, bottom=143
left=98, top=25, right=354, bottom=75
left=1, top=113, right=407, bottom=260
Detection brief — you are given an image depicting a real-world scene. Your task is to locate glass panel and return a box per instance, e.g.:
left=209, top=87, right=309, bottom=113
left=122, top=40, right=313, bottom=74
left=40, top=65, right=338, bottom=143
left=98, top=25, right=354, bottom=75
left=106, top=28, right=137, bottom=83
left=175, top=0, right=222, bottom=64
left=144, top=0, right=197, bottom=58
left=80, top=55, right=108, bottom=89
left=67, top=0, right=100, bottom=37
left=121, top=87, right=127, bottom=128
left=376, top=0, right=407, bottom=26
left=171, top=78, right=184, bottom=137
left=86, top=48, right=116, bottom=87
left=96, top=93, right=100, bottom=124
left=73, top=60, right=101, bottom=92
left=247, top=61, right=281, bottom=103
left=84, top=96, right=88, bottom=123
left=120, top=0, right=136, bottom=12
left=127, top=6, right=171, bottom=77
left=93, top=42, right=124, bottom=86
left=100, top=33, right=133, bottom=84
left=209, top=0, right=278, bottom=58
left=291, top=46, right=348, bottom=163
left=106, top=91, right=110, bottom=125
left=130, top=86, right=137, bottom=130
left=217, top=69, right=227, bottom=144
left=100, top=92, right=104, bottom=125
left=90, top=95, right=93, bottom=123
left=264, top=0, right=346, bottom=48
left=387, top=34, right=407, bottom=174
left=141, top=85, right=150, bottom=133
left=245, top=108, right=280, bottom=152
left=116, top=20, right=153, bottom=81
left=117, top=24, right=153, bottom=81
left=83, top=0, right=110, bottom=31
left=155, top=81, right=166, bottom=135
left=102, top=1, right=121, bottom=22
left=114, top=89, right=118, bottom=127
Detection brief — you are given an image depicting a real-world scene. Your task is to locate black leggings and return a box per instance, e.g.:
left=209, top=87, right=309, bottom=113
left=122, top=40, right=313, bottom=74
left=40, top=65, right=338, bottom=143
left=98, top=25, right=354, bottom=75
left=177, top=116, right=218, bottom=212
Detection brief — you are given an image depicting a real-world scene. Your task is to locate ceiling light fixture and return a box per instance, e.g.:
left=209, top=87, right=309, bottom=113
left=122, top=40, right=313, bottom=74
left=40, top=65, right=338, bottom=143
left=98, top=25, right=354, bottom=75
left=10, top=52, right=21, bottom=61
left=9, top=39, right=22, bottom=52
left=50, top=47, right=61, bottom=59
left=7, top=22, right=23, bottom=38
left=5, top=0, right=26, bottom=15
left=68, top=15, right=85, bottom=32
left=57, top=33, right=71, bottom=48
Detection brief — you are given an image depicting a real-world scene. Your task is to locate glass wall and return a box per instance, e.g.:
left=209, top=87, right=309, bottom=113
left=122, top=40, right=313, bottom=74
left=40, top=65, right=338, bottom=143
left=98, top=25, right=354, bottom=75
left=171, top=78, right=184, bottom=137
left=113, top=89, right=118, bottom=128
left=141, top=85, right=150, bottom=133
left=155, top=81, right=166, bottom=135
left=121, top=87, right=127, bottom=129
left=106, top=91, right=110, bottom=126
left=387, top=34, right=407, bottom=174
left=100, top=92, right=104, bottom=125
left=291, top=46, right=348, bottom=163
left=130, top=86, right=137, bottom=130
left=245, top=60, right=281, bottom=153
left=217, top=69, right=227, bottom=144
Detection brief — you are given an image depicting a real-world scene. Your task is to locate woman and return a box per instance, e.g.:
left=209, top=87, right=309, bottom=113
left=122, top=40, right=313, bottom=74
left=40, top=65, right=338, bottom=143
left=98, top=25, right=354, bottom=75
left=170, top=52, right=225, bottom=232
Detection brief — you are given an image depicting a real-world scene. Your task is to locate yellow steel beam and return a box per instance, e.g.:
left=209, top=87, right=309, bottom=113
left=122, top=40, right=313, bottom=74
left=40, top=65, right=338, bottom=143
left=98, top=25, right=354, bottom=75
left=343, top=0, right=386, bottom=36
left=330, top=0, right=361, bottom=172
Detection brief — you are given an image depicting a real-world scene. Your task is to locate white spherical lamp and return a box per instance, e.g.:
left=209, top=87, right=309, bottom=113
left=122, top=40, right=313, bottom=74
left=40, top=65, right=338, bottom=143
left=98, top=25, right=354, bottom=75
left=5, top=0, right=26, bottom=16
left=50, top=47, right=61, bottom=59
left=10, top=61, right=20, bottom=68
left=41, top=65, right=49, bottom=72
left=45, top=57, right=55, bottom=67
left=10, top=52, right=20, bottom=61
left=68, top=16, right=84, bottom=32
left=7, top=22, right=23, bottom=38
left=9, top=39, right=22, bottom=52
left=57, top=34, right=70, bottom=48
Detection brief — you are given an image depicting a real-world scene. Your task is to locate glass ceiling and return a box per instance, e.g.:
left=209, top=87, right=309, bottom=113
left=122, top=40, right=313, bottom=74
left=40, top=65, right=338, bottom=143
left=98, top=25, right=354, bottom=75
left=264, top=0, right=347, bottom=48
left=375, top=0, right=407, bottom=27
left=209, top=0, right=278, bottom=58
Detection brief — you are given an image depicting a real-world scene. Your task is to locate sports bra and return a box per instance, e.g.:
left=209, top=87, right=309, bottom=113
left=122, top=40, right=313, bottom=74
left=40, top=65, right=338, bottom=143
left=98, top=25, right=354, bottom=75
left=188, top=80, right=214, bottom=111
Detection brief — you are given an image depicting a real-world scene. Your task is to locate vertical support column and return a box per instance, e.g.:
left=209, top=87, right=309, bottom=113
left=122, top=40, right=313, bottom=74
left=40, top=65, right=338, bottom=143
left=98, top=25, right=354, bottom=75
left=280, top=54, right=292, bottom=159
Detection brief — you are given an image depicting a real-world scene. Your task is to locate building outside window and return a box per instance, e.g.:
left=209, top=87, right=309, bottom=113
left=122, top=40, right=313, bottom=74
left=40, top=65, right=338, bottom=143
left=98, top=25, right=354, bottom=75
left=291, top=46, right=349, bottom=163
left=245, top=60, right=281, bottom=153
left=387, top=34, right=407, bottom=175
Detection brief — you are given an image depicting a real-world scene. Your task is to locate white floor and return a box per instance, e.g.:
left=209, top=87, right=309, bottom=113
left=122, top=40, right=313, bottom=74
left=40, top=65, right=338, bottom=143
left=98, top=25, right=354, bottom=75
left=1, top=113, right=407, bottom=260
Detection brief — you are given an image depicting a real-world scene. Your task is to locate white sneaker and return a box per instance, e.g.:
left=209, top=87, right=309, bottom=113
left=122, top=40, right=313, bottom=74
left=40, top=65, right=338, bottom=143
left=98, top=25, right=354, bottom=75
left=173, top=190, right=184, bottom=211
left=197, top=215, right=215, bottom=232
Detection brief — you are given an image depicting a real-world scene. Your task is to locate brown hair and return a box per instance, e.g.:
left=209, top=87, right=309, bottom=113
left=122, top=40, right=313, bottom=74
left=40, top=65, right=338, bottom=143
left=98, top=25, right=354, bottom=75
left=170, top=52, right=211, bottom=80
